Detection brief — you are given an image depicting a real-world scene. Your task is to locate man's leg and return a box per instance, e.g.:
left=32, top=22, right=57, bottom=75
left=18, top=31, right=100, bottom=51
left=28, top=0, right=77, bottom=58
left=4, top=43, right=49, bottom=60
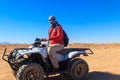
left=47, top=44, right=64, bottom=69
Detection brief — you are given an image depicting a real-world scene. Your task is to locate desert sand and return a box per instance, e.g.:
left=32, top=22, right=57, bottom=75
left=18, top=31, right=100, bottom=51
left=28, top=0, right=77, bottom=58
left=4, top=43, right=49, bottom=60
left=0, top=43, right=120, bottom=80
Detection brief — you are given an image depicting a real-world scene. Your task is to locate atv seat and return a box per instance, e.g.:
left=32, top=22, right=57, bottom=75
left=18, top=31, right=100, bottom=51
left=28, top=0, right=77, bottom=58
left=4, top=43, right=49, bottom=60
left=57, top=48, right=92, bottom=55
left=56, top=48, right=93, bottom=62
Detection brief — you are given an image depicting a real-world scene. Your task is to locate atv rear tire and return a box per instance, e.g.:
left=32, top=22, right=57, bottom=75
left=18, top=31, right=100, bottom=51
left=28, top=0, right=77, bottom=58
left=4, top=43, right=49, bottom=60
left=69, top=58, right=89, bottom=80
left=16, top=63, right=44, bottom=80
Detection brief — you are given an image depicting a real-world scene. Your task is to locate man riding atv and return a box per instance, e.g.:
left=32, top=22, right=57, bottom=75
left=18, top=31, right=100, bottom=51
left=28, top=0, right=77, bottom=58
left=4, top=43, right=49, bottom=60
left=37, top=16, right=66, bottom=71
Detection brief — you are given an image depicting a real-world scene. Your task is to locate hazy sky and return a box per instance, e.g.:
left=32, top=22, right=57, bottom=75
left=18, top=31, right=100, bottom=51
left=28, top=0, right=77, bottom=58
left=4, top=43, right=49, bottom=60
left=0, top=0, right=120, bottom=43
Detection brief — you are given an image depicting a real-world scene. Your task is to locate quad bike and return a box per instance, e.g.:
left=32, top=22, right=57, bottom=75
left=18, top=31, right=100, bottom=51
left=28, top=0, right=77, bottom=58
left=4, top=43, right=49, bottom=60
left=2, top=39, right=93, bottom=80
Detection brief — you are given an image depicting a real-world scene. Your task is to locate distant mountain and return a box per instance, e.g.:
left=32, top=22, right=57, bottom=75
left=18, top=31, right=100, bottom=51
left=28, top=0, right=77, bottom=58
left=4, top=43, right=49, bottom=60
left=0, top=42, right=10, bottom=44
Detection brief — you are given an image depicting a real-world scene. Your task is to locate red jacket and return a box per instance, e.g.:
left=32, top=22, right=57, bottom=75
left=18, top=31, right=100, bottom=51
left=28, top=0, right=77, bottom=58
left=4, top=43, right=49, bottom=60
left=48, top=26, right=64, bottom=45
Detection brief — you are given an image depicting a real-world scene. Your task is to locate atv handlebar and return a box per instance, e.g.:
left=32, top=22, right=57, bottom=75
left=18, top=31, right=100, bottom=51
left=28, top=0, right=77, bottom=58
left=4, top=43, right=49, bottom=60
left=33, top=38, right=47, bottom=47
left=35, top=38, right=46, bottom=42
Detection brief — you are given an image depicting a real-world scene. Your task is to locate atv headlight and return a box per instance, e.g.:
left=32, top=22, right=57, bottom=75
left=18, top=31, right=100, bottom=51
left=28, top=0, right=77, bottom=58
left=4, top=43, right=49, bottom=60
left=23, top=54, right=29, bottom=59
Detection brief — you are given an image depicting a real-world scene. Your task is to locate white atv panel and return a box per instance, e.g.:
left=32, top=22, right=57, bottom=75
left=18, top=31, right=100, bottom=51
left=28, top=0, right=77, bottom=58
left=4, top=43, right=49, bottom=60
left=16, top=47, right=48, bottom=58
left=15, top=46, right=86, bottom=62
left=56, top=50, right=86, bottom=62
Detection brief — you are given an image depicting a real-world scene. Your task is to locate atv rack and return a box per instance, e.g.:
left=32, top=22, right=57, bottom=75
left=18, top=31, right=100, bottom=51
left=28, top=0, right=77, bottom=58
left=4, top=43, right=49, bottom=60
left=2, top=48, right=8, bottom=62
left=2, top=48, right=20, bottom=71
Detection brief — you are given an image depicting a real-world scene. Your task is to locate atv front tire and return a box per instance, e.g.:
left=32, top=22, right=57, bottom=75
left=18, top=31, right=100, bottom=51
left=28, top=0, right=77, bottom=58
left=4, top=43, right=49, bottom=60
left=16, top=63, right=44, bottom=80
left=69, top=58, right=89, bottom=80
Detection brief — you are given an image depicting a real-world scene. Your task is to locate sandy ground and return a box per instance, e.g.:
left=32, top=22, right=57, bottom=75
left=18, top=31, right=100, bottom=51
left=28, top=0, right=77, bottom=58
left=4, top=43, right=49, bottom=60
left=0, top=43, right=120, bottom=80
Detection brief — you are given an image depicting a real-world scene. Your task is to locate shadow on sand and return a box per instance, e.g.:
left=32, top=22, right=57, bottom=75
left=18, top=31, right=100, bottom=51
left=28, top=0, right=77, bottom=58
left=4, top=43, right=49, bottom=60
left=87, top=71, right=120, bottom=80
left=45, top=71, right=120, bottom=80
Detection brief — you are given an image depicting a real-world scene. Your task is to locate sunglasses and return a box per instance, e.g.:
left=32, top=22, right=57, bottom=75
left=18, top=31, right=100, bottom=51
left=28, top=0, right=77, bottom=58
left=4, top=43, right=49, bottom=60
left=48, top=19, right=55, bottom=21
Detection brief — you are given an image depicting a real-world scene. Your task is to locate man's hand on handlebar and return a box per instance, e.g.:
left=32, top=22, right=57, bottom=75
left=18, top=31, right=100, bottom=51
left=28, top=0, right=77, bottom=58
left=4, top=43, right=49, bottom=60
left=45, top=37, right=49, bottom=41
